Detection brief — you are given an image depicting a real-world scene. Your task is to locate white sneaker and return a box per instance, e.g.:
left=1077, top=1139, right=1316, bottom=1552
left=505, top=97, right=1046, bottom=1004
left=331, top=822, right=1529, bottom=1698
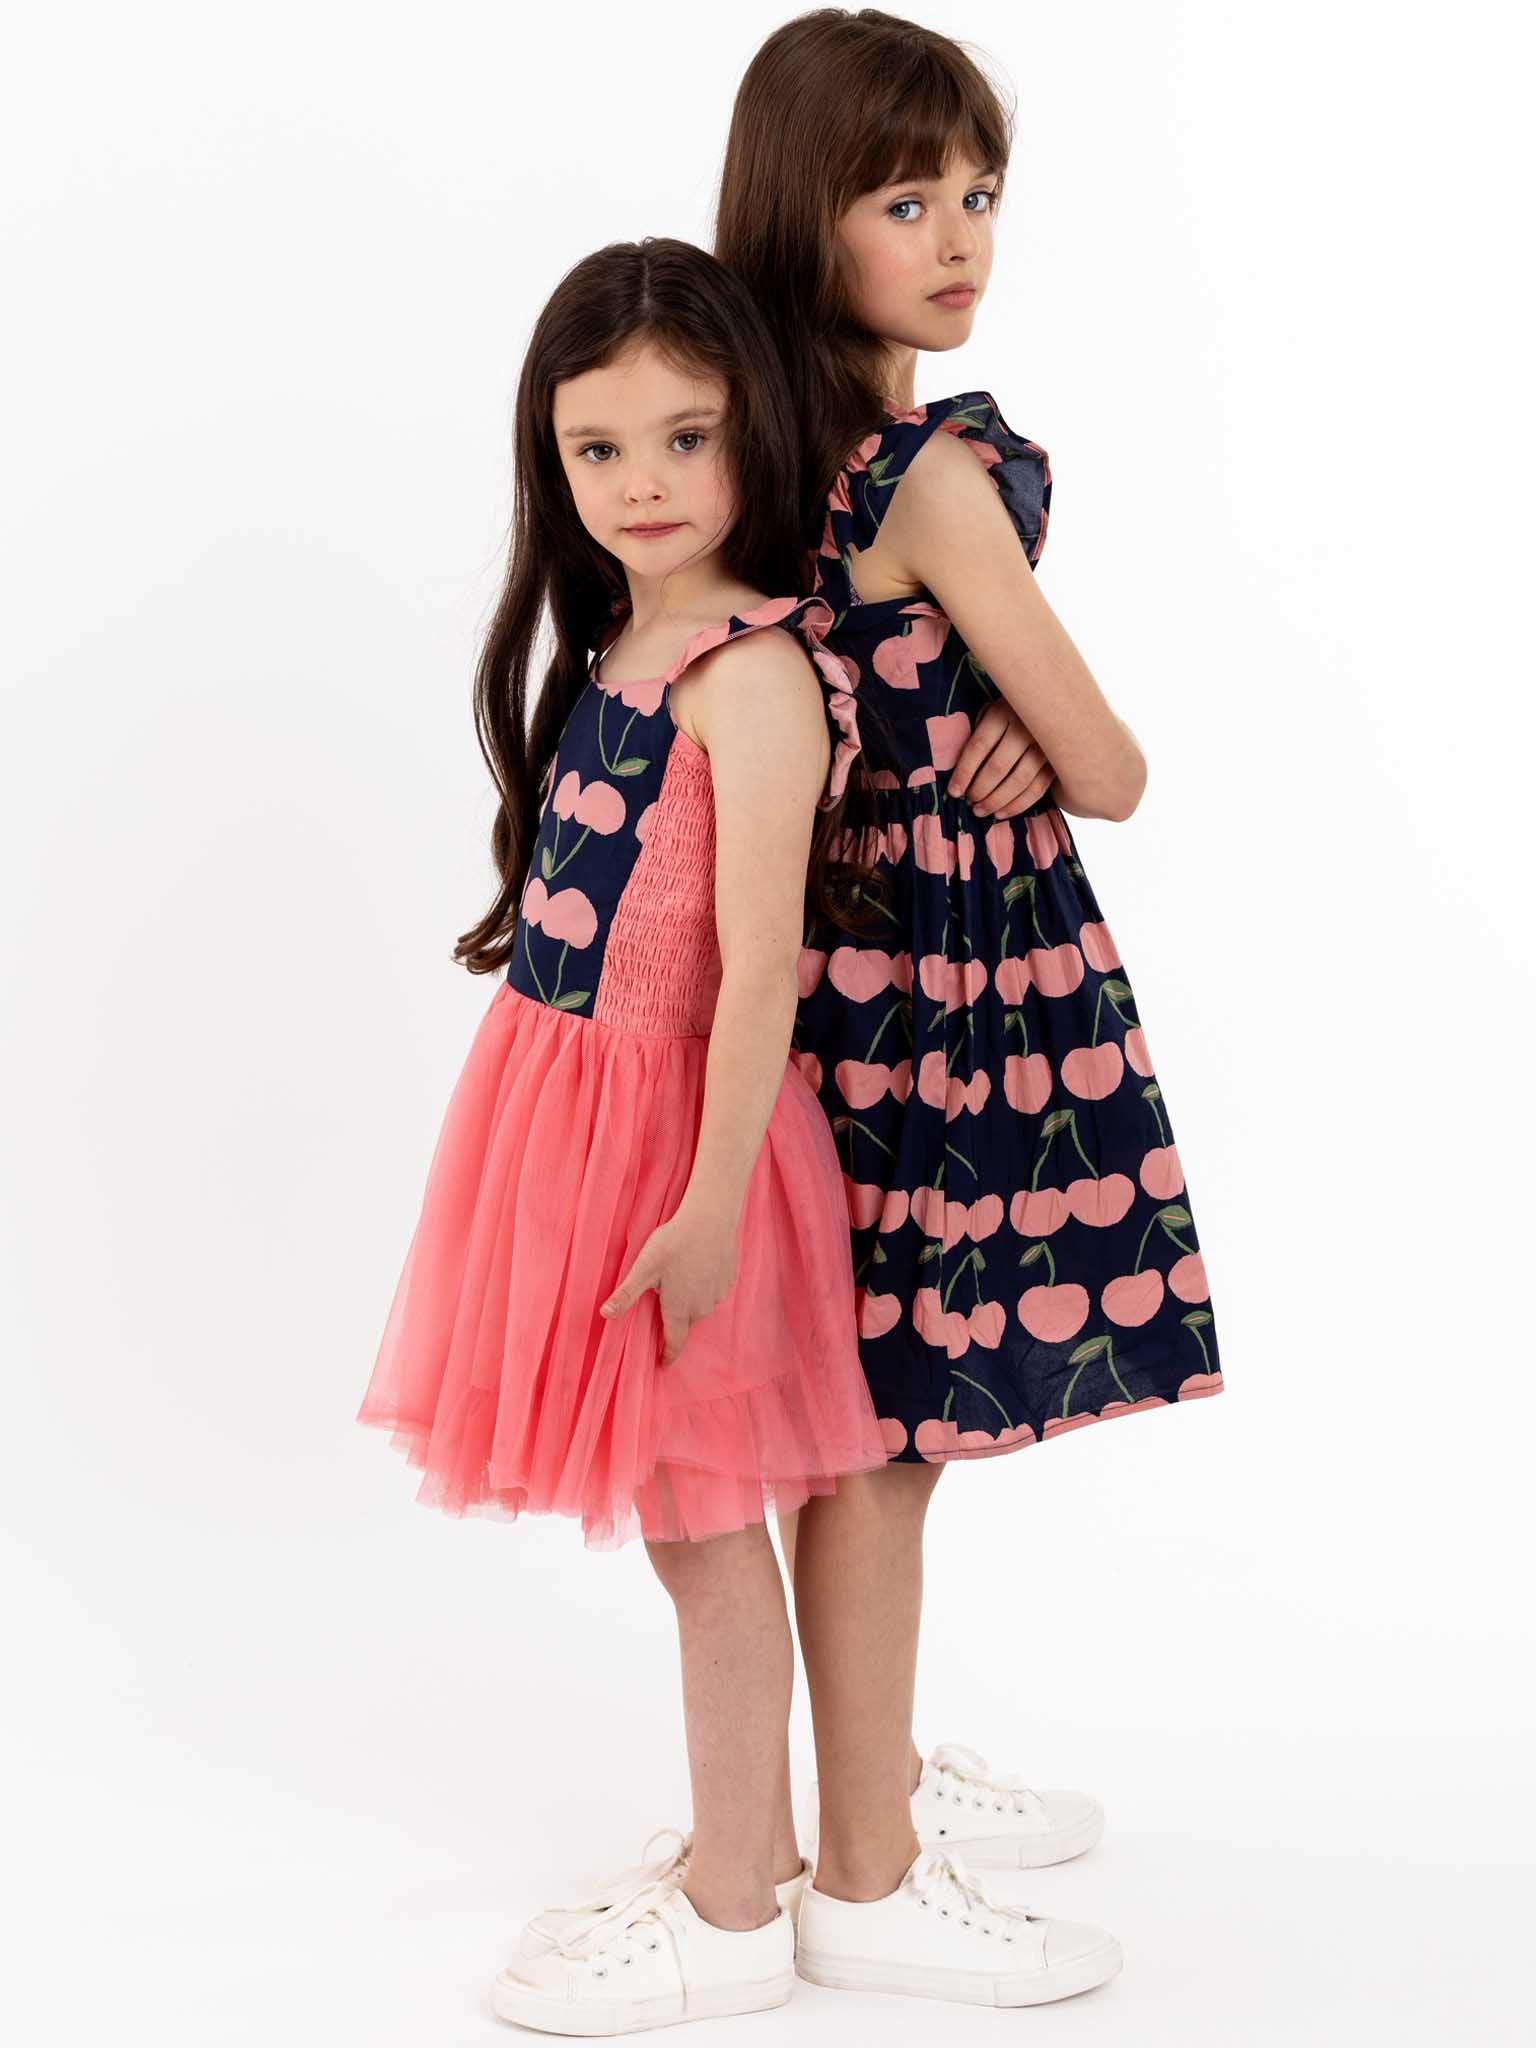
left=493, top=1869, right=795, bottom=2035
left=795, top=1846, right=1122, bottom=2008
left=517, top=1829, right=811, bottom=1959
left=802, top=1741, right=1103, bottom=1870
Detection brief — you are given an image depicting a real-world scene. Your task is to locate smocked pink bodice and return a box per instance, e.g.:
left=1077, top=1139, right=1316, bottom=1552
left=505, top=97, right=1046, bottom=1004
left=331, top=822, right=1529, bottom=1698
left=592, top=734, right=721, bottom=1036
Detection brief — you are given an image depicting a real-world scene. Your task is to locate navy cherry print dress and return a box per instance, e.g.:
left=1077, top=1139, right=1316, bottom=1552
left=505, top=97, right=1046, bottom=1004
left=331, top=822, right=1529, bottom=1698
left=793, top=392, right=1225, bottom=1464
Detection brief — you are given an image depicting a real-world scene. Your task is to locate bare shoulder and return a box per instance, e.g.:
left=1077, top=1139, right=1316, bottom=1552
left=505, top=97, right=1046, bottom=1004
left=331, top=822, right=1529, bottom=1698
left=671, top=624, right=824, bottom=751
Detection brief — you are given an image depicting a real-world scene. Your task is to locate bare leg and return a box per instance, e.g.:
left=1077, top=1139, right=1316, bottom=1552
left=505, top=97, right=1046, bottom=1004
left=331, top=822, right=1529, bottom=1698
left=786, top=1463, right=944, bottom=1901
left=779, top=1502, right=927, bottom=1803
left=644, top=1521, right=793, bottom=1930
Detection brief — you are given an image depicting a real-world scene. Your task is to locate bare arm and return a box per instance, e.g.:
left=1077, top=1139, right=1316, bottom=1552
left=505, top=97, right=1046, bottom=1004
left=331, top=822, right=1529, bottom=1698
left=879, top=429, right=1148, bottom=822
left=599, top=631, right=830, bottom=1361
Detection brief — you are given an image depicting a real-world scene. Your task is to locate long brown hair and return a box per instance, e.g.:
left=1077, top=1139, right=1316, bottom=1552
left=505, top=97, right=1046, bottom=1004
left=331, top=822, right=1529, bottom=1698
left=454, top=237, right=864, bottom=976
left=714, top=9, right=1015, bottom=547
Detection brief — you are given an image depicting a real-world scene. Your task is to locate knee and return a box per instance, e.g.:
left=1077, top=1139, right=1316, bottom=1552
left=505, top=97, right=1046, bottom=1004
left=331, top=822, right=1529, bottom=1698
left=645, top=1521, right=775, bottom=1605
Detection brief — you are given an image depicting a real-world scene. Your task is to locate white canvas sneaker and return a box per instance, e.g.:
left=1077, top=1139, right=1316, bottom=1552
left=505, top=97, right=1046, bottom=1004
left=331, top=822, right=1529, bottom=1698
left=795, top=1846, right=1122, bottom=2007
left=802, top=1741, right=1104, bottom=1870
left=517, top=1829, right=811, bottom=1959
left=493, top=1869, right=795, bottom=2035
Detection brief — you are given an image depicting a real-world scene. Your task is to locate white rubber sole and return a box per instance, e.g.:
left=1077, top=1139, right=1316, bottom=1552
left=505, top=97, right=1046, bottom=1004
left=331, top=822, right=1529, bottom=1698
left=795, top=1935, right=1123, bottom=2007
left=925, top=1803, right=1105, bottom=1870
left=490, top=1967, right=795, bottom=2035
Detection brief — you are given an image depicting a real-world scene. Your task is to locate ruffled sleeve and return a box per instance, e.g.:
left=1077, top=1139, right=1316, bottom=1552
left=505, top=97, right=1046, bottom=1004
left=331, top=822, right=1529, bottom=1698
left=931, top=392, right=1051, bottom=567
left=606, top=591, right=861, bottom=815
left=817, top=393, right=1051, bottom=574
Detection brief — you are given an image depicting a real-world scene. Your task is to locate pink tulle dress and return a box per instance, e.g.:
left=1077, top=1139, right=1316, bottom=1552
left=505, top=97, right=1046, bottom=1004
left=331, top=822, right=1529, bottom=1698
left=357, top=594, right=889, bottom=1550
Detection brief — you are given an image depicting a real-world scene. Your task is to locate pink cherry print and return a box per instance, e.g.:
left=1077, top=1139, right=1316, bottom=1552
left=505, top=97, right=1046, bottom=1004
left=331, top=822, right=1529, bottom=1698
left=835, top=1057, right=912, bottom=1108
left=791, top=1049, right=822, bottom=1092
left=857, top=1290, right=902, bottom=1339
left=1010, top=1186, right=1071, bottom=1236
left=968, top=1301, right=1006, bottom=1348
left=1025, top=813, right=1061, bottom=870
left=633, top=801, right=657, bottom=843
left=918, top=955, right=990, bottom=1012
left=909, top=1183, right=945, bottom=1235
left=534, top=885, right=598, bottom=948
left=828, top=947, right=909, bottom=1002
left=846, top=431, right=884, bottom=476
left=552, top=770, right=584, bottom=820
left=914, top=1417, right=961, bottom=1459
left=916, top=1053, right=950, bottom=1110
left=878, top=1187, right=911, bottom=1233
left=870, top=768, right=902, bottom=790
left=842, top=1178, right=886, bottom=1229
left=1062, top=1043, right=1125, bottom=1101
left=883, top=821, right=910, bottom=864
left=1125, top=1027, right=1155, bottom=1077
left=1027, top=943, right=1085, bottom=996
left=520, top=875, right=549, bottom=926
left=797, top=948, right=828, bottom=997
left=1178, top=1371, right=1223, bottom=1399
left=1139, top=1144, right=1184, bottom=1197
left=1168, top=1252, right=1209, bottom=1303
left=1004, top=1052, right=1052, bottom=1113
left=575, top=779, right=626, bottom=833
left=940, top=1199, right=970, bottom=1252
left=985, top=820, right=1015, bottom=878
left=926, top=712, right=973, bottom=769
left=1102, top=1271, right=1166, bottom=1326
left=955, top=830, right=975, bottom=880
left=913, top=1288, right=971, bottom=1359
left=968, top=1194, right=1004, bottom=1240
left=1064, top=1173, right=1136, bottom=1227
left=1080, top=920, right=1121, bottom=971
left=1018, top=1282, right=1090, bottom=1341
left=872, top=611, right=948, bottom=689
left=994, top=956, right=1032, bottom=1003
left=878, top=1414, right=908, bottom=1453
left=911, top=814, right=956, bottom=876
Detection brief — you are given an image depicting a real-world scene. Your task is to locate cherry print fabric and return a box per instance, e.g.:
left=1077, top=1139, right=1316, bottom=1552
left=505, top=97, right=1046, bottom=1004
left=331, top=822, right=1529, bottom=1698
left=793, top=392, right=1225, bottom=1462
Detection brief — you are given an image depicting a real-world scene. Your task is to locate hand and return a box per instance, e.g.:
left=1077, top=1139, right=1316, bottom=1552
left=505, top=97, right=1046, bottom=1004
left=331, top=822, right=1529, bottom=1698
left=599, top=1205, right=740, bottom=1365
left=947, top=699, right=1057, bottom=819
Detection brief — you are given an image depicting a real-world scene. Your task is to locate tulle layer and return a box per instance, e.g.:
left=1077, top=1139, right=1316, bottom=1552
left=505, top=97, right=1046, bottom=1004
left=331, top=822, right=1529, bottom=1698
left=357, top=983, right=889, bottom=1550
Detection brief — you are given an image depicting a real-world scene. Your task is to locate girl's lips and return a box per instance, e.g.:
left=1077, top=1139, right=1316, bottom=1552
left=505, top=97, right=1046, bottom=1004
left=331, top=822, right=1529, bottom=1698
left=625, top=522, right=684, bottom=538
left=929, top=287, right=976, bottom=308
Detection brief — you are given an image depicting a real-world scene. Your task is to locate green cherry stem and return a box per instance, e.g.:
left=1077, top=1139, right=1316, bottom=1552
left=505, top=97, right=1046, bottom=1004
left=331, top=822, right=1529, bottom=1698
left=545, top=826, right=592, bottom=880
left=1104, top=1335, right=1132, bottom=1404
left=865, top=997, right=907, bottom=1061
left=950, top=1371, right=1014, bottom=1429
left=941, top=1249, right=981, bottom=1310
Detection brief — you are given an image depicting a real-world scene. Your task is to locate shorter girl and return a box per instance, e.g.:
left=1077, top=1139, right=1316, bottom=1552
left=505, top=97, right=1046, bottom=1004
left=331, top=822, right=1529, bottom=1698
left=357, top=239, right=893, bottom=2028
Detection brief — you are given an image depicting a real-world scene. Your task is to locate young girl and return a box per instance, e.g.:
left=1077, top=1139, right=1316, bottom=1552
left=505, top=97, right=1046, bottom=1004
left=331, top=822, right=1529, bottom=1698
left=356, top=237, right=928, bottom=2030
left=723, top=8, right=1225, bottom=1996
left=536, top=10, right=1221, bottom=2012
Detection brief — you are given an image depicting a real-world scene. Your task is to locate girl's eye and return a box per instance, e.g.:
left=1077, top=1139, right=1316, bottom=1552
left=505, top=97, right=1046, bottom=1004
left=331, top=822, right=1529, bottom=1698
left=888, top=198, right=923, bottom=223
left=964, top=189, right=995, bottom=214
left=672, top=430, right=707, bottom=453
left=578, top=442, right=616, bottom=464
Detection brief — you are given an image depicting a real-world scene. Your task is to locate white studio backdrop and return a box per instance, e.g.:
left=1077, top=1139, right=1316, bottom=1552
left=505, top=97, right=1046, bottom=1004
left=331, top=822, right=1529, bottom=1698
left=3, top=4, right=1532, bottom=2043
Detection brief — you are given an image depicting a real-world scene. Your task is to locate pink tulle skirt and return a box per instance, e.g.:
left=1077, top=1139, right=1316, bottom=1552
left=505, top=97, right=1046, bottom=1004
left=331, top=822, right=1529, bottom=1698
left=357, top=982, right=890, bottom=1549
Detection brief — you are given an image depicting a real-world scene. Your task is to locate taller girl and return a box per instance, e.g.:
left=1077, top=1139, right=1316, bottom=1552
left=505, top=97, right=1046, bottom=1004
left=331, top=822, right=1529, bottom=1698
left=714, top=3, right=1226, bottom=1984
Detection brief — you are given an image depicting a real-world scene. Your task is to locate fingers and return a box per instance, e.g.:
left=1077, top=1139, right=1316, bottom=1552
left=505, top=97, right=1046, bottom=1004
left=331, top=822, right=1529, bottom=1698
left=600, top=1249, right=656, bottom=1319
left=987, top=764, right=1057, bottom=820
left=947, top=701, right=1019, bottom=802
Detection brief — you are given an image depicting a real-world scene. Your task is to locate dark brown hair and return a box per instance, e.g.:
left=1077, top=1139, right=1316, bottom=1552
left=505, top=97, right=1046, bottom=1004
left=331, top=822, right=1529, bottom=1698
left=454, top=237, right=867, bottom=976
left=714, top=8, right=1015, bottom=546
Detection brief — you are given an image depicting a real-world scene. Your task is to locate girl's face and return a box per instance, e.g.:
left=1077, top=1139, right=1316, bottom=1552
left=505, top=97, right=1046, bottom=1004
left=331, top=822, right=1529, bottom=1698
left=552, top=344, right=737, bottom=583
left=836, top=149, right=998, bottom=357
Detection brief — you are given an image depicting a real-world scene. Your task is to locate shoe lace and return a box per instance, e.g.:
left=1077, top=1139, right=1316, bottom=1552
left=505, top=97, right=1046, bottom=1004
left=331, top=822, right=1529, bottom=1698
left=550, top=1871, right=685, bottom=1973
left=523, top=1827, right=692, bottom=1946
left=929, top=1741, right=1048, bottom=1820
left=909, top=1847, right=1044, bottom=1940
